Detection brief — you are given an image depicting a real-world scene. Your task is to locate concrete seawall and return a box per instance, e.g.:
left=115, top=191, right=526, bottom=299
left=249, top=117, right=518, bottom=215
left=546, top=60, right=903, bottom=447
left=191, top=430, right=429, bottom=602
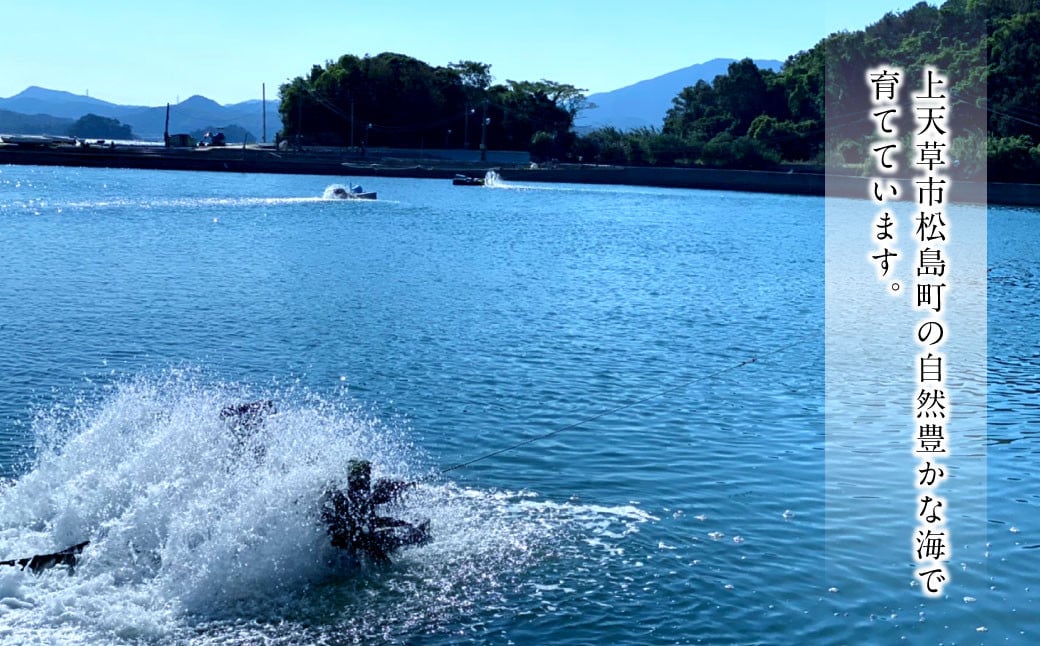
left=499, top=165, right=824, bottom=195
left=498, top=166, right=1017, bottom=207
left=0, top=144, right=1035, bottom=206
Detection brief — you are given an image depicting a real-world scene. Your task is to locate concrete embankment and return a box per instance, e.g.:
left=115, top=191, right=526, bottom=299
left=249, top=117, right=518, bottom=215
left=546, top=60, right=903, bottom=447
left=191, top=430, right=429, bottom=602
left=499, top=165, right=1029, bottom=207
left=499, top=165, right=825, bottom=195
left=0, top=144, right=1035, bottom=206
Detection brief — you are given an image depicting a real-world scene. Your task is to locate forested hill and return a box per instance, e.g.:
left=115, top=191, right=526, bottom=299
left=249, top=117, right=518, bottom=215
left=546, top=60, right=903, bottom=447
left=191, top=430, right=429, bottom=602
left=574, top=0, right=1038, bottom=180
left=279, top=54, right=587, bottom=160
left=575, top=58, right=783, bottom=131
left=277, top=2, right=1037, bottom=178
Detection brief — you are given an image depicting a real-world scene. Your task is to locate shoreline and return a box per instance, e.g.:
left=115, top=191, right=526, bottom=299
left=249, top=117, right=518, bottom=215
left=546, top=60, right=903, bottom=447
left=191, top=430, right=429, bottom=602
left=0, top=143, right=1035, bottom=207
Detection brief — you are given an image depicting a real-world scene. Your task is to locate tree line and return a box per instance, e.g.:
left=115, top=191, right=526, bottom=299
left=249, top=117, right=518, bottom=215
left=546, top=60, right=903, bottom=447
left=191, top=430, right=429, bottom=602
left=278, top=53, right=586, bottom=159
left=279, top=1, right=1038, bottom=180
left=574, top=0, right=1037, bottom=181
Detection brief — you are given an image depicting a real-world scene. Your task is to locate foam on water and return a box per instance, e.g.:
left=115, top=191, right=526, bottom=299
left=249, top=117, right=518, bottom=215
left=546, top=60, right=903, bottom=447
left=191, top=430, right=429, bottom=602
left=0, top=369, right=652, bottom=644
left=483, top=169, right=544, bottom=192
left=54, top=197, right=333, bottom=211
left=19, top=190, right=373, bottom=212
left=481, top=170, right=667, bottom=198
left=481, top=169, right=578, bottom=192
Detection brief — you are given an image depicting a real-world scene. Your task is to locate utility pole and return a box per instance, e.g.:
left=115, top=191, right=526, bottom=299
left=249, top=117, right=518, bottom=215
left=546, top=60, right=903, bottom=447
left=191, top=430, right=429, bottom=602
left=463, top=105, right=472, bottom=148
left=479, top=100, right=489, bottom=162
left=296, top=97, right=303, bottom=151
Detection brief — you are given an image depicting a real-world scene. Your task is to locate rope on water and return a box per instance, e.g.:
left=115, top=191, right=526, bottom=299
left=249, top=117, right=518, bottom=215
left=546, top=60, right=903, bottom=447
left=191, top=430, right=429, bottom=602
left=439, top=338, right=805, bottom=474
left=0, top=540, right=90, bottom=574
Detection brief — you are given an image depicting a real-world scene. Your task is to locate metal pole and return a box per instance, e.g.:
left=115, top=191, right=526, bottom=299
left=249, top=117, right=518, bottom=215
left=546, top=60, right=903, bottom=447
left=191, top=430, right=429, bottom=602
left=262, top=83, right=267, bottom=143
left=296, top=97, right=303, bottom=151
left=480, top=100, right=488, bottom=162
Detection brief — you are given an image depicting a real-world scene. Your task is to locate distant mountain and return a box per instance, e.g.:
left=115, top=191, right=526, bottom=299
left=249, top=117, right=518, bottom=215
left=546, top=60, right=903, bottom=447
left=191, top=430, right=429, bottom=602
left=0, top=108, right=74, bottom=136
left=0, top=86, right=128, bottom=120
left=1, top=60, right=787, bottom=141
left=0, top=87, right=283, bottom=141
left=576, top=58, right=783, bottom=132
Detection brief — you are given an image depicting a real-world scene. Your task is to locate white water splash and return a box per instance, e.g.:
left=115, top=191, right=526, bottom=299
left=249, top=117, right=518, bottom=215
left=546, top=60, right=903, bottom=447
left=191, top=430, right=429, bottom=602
left=483, top=170, right=504, bottom=187
left=58, top=196, right=327, bottom=210
left=322, top=183, right=371, bottom=200
left=0, top=370, right=652, bottom=644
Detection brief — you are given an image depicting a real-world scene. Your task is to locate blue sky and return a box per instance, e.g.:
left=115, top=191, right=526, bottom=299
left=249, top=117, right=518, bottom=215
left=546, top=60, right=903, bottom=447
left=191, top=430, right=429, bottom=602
left=2, top=0, right=935, bottom=106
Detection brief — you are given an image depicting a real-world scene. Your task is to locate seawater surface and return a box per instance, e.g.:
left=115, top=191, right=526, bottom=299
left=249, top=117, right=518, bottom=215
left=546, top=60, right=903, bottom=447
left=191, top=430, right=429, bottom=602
left=0, top=165, right=1036, bottom=644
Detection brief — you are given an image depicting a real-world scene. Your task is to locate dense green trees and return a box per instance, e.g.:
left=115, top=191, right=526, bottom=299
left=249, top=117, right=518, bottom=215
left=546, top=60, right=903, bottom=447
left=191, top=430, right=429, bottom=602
left=574, top=0, right=1039, bottom=179
left=818, top=0, right=1040, bottom=181
left=988, top=9, right=1040, bottom=141
left=280, top=2, right=1040, bottom=179
left=574, top=55, right=819, bottom=170
left=67, top=114, right=134, bottom=140
left=278, top=52, right=586, bottom=158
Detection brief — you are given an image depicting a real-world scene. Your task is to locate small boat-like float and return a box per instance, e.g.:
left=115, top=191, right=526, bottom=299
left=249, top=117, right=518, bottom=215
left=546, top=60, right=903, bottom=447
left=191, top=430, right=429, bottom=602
left=452, top=174, right=485, bottom=187
left=330, top=183, right=377, bottom=200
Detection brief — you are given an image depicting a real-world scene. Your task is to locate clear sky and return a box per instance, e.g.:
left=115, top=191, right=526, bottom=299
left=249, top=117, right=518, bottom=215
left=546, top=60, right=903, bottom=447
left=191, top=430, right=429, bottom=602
left=2, top=0, right=935, bottom=106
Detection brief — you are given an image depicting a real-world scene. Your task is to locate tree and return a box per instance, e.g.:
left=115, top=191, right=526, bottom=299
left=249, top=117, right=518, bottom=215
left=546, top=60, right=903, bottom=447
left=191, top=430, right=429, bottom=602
left=278, top=52, right=585, bottom=153
left=663, top=81, right=721, bottom=139
left=449, top=60, right=493, bottom=93
left=988, top=10, right=1040, bottom=140
left=67, top=114, right=134, bottom=139
left=486, top=80, right=583, bottom=153
left=779, top=44, right=824, bottom=125
left=713, top=58, right=770, bottom=134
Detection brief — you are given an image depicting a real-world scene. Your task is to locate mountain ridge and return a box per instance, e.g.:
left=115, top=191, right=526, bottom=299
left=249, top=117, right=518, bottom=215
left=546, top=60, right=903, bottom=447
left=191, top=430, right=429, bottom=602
left=0, top=57, right=786, bottom=140
left=0, top=87, right=282, bottom=141
left=577, top=57, right=783, bottom=131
